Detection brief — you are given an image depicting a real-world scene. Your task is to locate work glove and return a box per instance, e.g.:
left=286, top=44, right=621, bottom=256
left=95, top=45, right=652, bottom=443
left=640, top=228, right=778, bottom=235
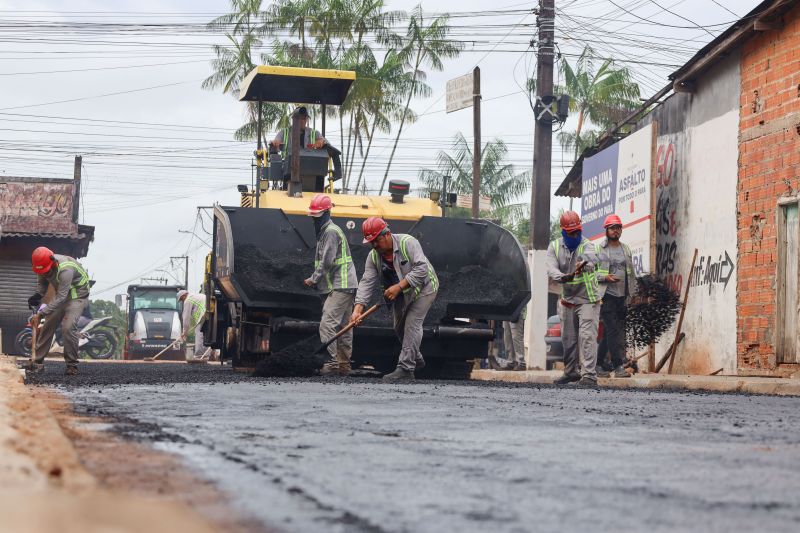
left=37, top=304, right=48, bottom=315
left=561, top=273, right=575, bottom=283
left=28, top=294, right=42, bottom=308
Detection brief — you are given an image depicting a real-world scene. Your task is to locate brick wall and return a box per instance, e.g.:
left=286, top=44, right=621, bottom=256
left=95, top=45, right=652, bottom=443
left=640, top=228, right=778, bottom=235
left=738, top=4, right=800, bottom=372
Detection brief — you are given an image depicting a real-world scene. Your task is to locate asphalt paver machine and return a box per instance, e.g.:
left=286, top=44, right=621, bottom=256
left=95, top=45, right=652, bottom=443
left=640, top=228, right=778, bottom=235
left=205, top=65, right=531, bottom=377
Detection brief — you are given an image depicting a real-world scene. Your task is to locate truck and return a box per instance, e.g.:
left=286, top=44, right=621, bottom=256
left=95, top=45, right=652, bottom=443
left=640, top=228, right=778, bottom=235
left=124, top=284, right=183, bottom=360
left=204, top=66, right=531, bottom=378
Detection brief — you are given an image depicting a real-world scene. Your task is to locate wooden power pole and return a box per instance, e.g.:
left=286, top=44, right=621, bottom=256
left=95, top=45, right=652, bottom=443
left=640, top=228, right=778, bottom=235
left=526, top=0, right=556, bottom=370
left=471, top=66, right=481, bottom=218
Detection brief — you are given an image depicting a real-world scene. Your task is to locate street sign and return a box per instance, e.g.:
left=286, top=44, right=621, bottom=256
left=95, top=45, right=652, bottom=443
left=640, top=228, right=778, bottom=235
left=446, top=72, right=474, bottom=113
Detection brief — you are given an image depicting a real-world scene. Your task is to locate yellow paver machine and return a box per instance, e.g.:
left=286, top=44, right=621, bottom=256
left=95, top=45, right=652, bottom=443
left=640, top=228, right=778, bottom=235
left=206, top=65, right=530, bottom=377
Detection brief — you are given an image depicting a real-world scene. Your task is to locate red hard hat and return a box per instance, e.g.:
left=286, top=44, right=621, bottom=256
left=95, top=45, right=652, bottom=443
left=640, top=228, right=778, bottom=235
left=362, top=217, right=388, bottom=244
left=308, top=194, right=333, bottom=216
left=604, top=214, right=623, bottom=228
left=559, top=211, right=582, bottom=232
left=32, top=246, right=55, bottom=274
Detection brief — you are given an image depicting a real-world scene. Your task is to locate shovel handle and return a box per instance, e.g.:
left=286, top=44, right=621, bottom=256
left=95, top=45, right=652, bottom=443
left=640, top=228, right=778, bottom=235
left=150, top=338, right=182, bottom=361
left=321, top=303, right=381, bottom=350
left=30, top=313, right=40, bottom=361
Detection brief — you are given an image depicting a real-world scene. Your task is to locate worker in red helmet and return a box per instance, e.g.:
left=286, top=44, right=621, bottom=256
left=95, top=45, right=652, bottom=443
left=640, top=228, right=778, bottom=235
left=304, top=194, right=358, bottom=376
left=27, top=246, right=91, bottom=375
left=546, top=211, right=601, bottom=387
left=594, top=214, right=638, bottom=378
left=351, top=217, right=439, bottom=383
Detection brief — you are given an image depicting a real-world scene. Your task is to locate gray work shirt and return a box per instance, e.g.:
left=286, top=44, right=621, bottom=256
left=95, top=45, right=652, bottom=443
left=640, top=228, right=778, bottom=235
left=36, top=254, right=90, bottom=316
left=604, top=245, right=627, bottom=297
left=310, top=221, right=358, bottom=294
left=355, top=234, right=438, bottom=308
left=545, top=237, right=600, bottom=304
left=596, top=238, right=638, bottom=303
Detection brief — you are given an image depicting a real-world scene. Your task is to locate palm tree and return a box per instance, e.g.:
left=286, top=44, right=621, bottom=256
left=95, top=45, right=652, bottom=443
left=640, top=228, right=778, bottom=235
left=203, top=1, right=277, bottom=146
left=379, top=5, right=462, bottom=194
left=352, top=50, right=414, bottom=192
left=551, top=45, right=641, bottom=162
left=418, top=133, right=530, bottom=216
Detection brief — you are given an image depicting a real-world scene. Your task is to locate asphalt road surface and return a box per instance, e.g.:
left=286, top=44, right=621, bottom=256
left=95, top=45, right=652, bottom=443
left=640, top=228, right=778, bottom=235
left=33, top=362, right=800, bottom=533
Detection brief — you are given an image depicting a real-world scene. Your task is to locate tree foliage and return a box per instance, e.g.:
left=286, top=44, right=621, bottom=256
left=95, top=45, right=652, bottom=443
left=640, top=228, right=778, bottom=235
left=203, top=1, right=461, bottom=191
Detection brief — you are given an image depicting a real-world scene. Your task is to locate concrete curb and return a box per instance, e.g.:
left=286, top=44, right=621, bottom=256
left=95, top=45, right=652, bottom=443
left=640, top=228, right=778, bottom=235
left=471, top=369, right=800, bottom=396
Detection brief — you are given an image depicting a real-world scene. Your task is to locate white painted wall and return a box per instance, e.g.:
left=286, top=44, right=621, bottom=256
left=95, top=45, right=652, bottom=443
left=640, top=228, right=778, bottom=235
left=654, top=109, right=739, bottom=374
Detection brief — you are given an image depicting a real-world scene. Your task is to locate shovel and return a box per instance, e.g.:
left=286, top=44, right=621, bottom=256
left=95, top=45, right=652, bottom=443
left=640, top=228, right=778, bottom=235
left=29, top=313, right=41, bottom=368
left=314, top=302, right=382, bottom=354
left=144, top=338, right=182, bottom=361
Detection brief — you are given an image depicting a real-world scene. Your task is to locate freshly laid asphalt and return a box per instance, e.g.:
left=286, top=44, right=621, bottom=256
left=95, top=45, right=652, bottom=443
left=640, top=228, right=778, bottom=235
left=30, top=361, right=800, bottom=533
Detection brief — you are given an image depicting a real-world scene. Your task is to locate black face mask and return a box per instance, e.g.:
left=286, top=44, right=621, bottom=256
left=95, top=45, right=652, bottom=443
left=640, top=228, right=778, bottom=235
left=313, top=211, right=331, bottom=238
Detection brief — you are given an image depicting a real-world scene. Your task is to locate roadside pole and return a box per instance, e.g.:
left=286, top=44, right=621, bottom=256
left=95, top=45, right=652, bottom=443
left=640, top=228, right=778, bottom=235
left=526, top=0, right=555, bottom=370
left=471, top=66, right=481, bottom=218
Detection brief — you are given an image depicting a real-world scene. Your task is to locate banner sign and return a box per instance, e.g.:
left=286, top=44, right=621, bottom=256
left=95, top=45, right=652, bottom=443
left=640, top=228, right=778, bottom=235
left=581, top=124, right=653, bottom=274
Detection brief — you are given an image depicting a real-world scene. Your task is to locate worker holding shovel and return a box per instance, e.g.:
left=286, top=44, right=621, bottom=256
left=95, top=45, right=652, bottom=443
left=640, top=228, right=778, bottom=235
left=351, top=217, right=439, bottom=383
left=28, top=247, right=91, bottom=376
left=177, top=290, right=210, bottom=361
left=304, top=194, right=358, bottom=376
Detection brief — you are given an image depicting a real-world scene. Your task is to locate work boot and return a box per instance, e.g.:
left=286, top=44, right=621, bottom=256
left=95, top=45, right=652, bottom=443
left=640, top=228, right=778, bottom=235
left=514, top=362, right=527, bottom=371
left=27, top=362, right=45, bottom=374
left=596, top=366, right=611, bottom=378
left=382, top=367, right=415, bottom=383
left=553, top=373, right=581, bottom=385
left=319, top=360, right=340, bottom=376
left=64, top=365, right=78, bottom=376
left=577, top=376, right=598, bottom=388
left=613, top=365, right=631, bottom=378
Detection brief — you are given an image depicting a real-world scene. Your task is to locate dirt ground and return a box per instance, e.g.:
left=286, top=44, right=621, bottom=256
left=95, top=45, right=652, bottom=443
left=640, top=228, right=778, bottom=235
left=36, top=388, right=272, bottom=533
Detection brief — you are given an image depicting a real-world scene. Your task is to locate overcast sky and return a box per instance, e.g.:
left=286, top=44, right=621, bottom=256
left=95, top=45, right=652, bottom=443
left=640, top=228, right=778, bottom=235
left=0, top=0, right=762, bottom=299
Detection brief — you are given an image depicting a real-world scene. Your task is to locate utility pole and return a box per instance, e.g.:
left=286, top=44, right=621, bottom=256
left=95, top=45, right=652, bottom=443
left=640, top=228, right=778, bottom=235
left=171, top=256, right=189, bottom=289
left=471, top=66, right=482, bottom=218
left=526, top=0, right=555, bottom=370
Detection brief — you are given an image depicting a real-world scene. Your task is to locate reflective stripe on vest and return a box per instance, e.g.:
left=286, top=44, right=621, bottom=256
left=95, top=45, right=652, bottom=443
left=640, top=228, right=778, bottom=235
left=57, top=260, right=90, bottom=300
left=314, top=224, right=353, bottom=290
left=185, top=295, right=205, bottom=328
left=551, top=239, right=597, bottom=302
left=282, top=127, right=316, bottom=159
left=399, top=235, right=438, bottom=296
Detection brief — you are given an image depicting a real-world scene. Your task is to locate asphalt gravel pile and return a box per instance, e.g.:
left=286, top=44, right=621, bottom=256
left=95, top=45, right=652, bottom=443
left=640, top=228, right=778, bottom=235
left=626, top=274, right=681, bottom=349
left=428, top=265, right=518, bottom=323
left=252, top=336, right=327, bottom=377
left=235, top=244, right=317, bottom=297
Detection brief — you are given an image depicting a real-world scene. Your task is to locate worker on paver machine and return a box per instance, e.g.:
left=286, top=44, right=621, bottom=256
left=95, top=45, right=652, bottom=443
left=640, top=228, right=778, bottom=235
left=351, top=217, right=439, bottom=383
left=304, top=194, right=358, bottom=376
left=177, top=289, right=210, bottom=361
left=547, top=211, right=601, bottom=388
left=270, top=106, right=326, bottom=152
left=27, top=246, right=91, bottom=375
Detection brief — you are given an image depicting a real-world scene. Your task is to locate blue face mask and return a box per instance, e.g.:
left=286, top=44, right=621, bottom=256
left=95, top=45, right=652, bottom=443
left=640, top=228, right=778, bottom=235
left=562, top=230, right=582, bottom=251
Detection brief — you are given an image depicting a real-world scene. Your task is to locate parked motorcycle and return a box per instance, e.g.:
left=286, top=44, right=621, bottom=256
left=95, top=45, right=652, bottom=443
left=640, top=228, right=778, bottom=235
left=14, top=312, right=119, bottom=360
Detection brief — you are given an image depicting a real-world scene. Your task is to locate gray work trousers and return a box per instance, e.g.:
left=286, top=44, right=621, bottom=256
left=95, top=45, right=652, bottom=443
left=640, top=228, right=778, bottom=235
left=34, top=298, right=86, bottom=366
left=189, top=319, right=207, bottom=360
left=319, top=290, right=355, bottom=364
left=392, top=291, right=436, bottom=371
left=503, top=319, right=525, bottom=364
left=560, top=301, right=600, bottom=379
